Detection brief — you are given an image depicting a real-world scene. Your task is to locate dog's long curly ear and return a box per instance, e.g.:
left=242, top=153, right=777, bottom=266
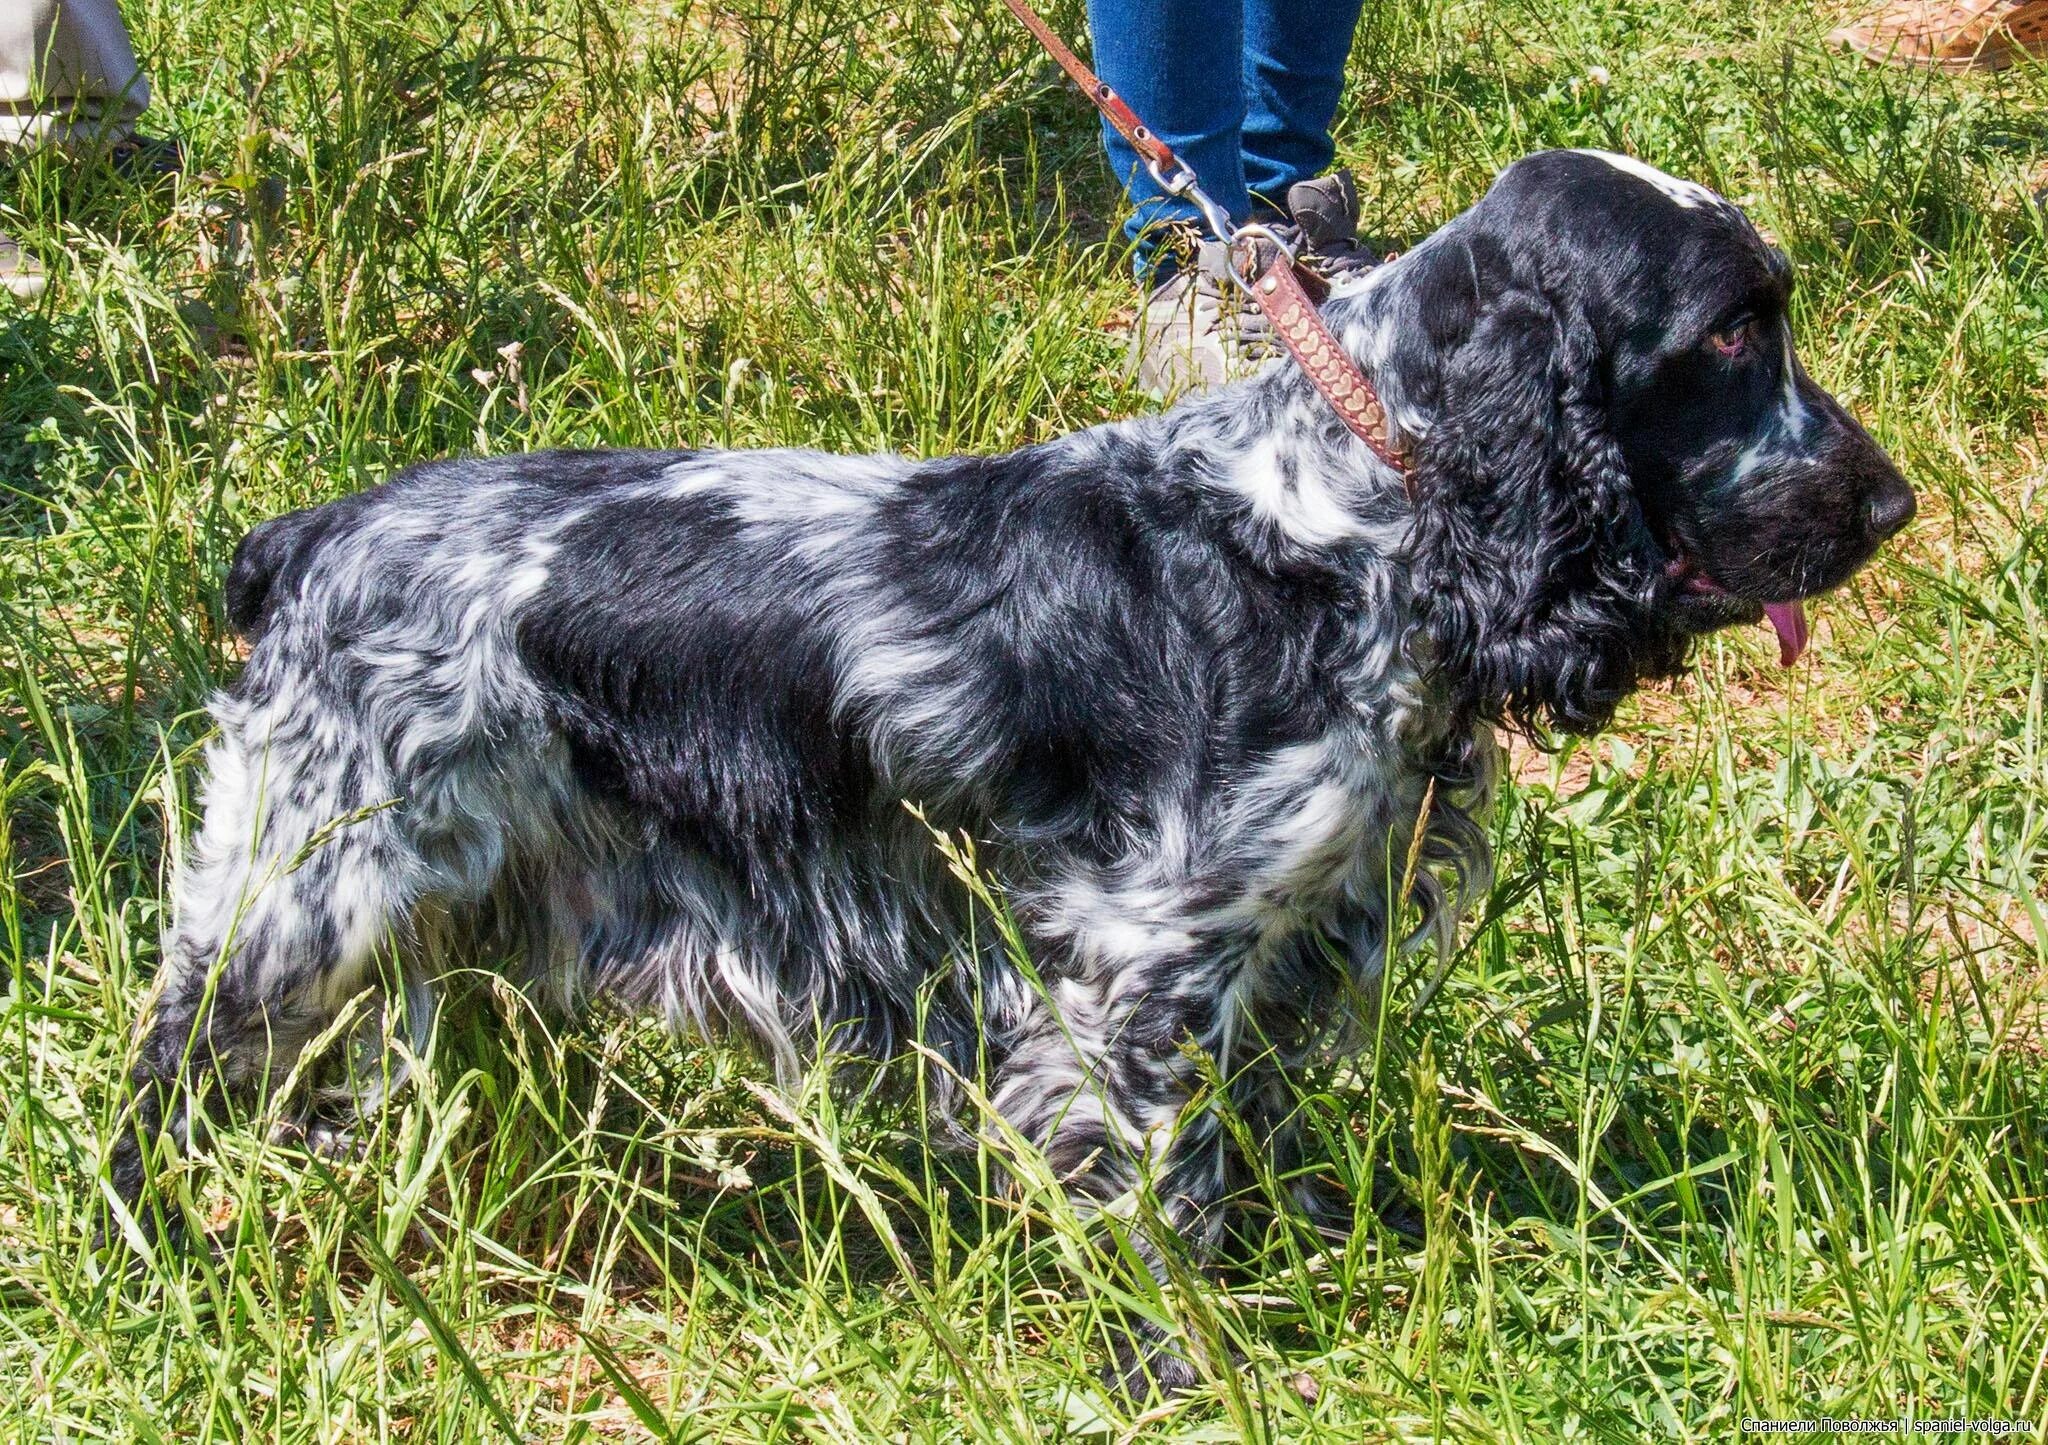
left=1409, top=289, right=1687, bottom=735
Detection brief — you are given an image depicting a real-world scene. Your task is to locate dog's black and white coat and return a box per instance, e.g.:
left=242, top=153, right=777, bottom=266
left=116, top=151, right=1912, bottom=1384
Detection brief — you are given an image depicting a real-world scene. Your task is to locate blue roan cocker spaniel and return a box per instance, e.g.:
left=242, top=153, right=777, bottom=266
left=114, top=150, right=1914, bottom=1390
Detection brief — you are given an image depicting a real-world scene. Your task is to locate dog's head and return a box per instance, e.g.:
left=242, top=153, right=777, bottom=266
left=1382, top=149, right=1913, bottom=734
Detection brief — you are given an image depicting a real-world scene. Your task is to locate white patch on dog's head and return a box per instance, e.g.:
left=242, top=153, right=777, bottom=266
left=1778, top=327, right=1811, bottom=441
left=1571, top=149, right=1721, bottom=211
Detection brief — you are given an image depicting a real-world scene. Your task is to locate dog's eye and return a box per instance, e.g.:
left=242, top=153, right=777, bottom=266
left=1707, top=317, right=1757, bottom=359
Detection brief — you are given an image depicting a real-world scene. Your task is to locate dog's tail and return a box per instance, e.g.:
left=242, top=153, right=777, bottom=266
left=224, top=503, right=347, bottom=642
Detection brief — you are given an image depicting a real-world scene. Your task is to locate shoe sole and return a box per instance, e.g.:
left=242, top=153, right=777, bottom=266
left=1829, top=27, right=2031, bottom=70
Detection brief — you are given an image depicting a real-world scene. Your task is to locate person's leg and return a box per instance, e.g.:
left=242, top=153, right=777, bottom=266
left=1084, top=0, right=1248, bottom=275
left=2, top=0, right=151, bottom=302
left=0, top=0, right=148, bottom=150
left=1240, top=0, right=1368, bottom=209
left=0, top=231, right=46, bottom=298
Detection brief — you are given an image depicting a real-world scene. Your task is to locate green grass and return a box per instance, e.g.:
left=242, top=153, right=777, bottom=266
left=3, top=0, right=2047, bottom=1437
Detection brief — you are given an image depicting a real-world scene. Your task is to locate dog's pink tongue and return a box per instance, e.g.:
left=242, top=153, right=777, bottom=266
left=1763, top=601, right=1809, bottom=667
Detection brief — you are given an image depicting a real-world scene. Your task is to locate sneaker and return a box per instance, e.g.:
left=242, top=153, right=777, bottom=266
left=1286, top=170, right=1377, bottom=277
left=1128, top=234, right=1277, bottom=398
left=107, top=133, right=185, bottom=182
left=1830, top=0, right=2048, bottom=71
left=1, top=233, right=47, bottom=300
left=1127, top=173, right=1376, bottom=398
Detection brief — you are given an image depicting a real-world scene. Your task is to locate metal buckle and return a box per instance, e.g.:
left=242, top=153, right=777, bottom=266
left=1223, top=222, right=1298, bottom=298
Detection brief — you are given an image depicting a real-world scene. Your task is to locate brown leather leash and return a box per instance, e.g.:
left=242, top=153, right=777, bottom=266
left=996, top=0, right=1406, bottom=474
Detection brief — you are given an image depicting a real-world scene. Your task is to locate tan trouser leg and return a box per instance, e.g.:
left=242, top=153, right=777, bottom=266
left=0, top=0, right=148, bottom=148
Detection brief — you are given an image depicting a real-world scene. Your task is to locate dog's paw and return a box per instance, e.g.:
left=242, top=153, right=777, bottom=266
left=92, top=1188, right=191, bottom=1267
left=274, top=1115, right=363, bottom=1161
left=1104, top=1320, right=1202, bottom=1401
left=1289, top=1172, right=1358, bottom=1242
left=98, top=1138, right=189, bottom=1260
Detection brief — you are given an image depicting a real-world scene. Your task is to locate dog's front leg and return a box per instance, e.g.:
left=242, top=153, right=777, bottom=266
left=991, top=954, right=1251, bottom=1396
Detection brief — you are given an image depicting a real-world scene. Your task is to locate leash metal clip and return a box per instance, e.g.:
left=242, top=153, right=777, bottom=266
left=1143, top=152, right=1238, bottom=245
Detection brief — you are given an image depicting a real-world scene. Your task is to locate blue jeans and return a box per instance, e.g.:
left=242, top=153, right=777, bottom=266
left=1084, top=0, right=1367, bottom=277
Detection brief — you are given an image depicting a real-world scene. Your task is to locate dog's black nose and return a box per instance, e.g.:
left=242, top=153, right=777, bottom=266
left=1866, top=480, right=1916, bottom=541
